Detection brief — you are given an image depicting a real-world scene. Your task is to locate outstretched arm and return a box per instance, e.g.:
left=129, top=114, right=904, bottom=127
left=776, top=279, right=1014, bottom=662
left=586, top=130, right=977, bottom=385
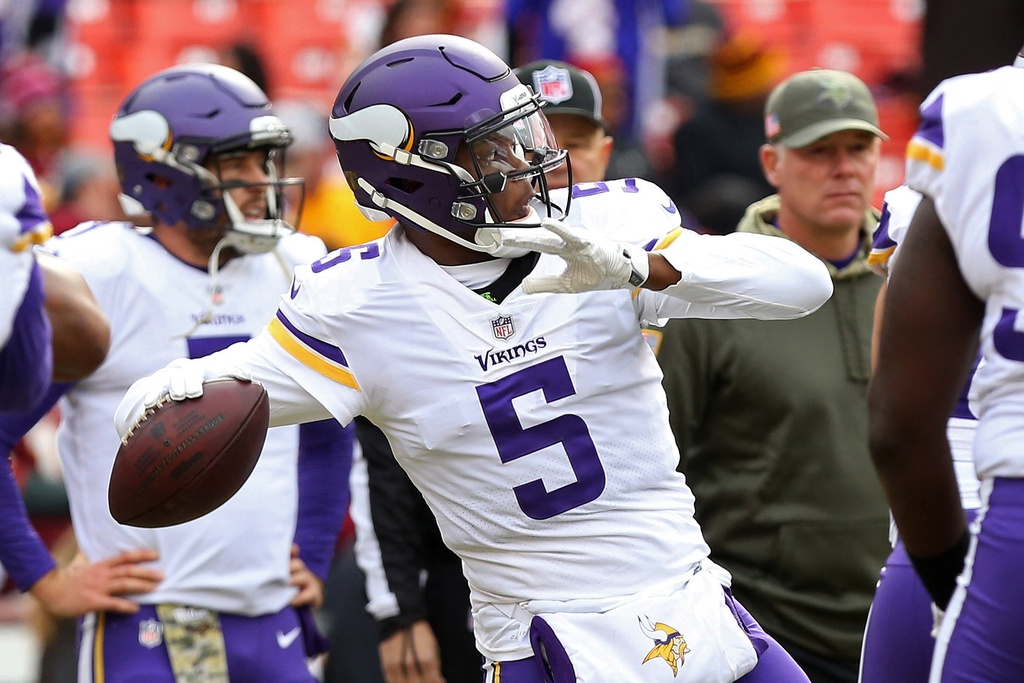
left=499, top=219, right=833, bottom=320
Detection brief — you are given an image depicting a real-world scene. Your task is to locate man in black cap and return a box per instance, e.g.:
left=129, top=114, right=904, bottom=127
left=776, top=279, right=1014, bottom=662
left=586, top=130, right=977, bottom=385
left=513, top=60, right=613, bottom=187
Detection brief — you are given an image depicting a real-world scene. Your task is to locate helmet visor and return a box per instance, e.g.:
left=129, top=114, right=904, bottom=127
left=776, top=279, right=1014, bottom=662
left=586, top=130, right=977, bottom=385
left=464, top=85, right=566, bottom=187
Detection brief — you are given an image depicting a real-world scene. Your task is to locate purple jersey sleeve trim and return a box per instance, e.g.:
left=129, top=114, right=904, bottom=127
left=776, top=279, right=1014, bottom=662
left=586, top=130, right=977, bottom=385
left=275, top=310, right=349, bottom=367
left=914, top=93, right=945, bottom=151
left=16, top=176, right=49, bottom=236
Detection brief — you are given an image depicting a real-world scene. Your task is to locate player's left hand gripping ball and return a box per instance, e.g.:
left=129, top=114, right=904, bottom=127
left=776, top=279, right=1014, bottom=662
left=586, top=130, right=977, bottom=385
left=108, top=378, right=270, bottom=528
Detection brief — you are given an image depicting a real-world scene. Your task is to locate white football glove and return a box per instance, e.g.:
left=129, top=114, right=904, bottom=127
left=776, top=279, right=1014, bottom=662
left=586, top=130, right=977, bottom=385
left=114, top=359, right=251, bottom=440
left=498, top=217, right=650, bottom=294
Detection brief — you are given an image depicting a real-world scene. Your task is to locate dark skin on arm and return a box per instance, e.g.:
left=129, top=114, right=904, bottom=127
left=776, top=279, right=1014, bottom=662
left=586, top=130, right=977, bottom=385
left=868, top=195, right=983, bottom=559
left=37, top=252, right=110, bottom=381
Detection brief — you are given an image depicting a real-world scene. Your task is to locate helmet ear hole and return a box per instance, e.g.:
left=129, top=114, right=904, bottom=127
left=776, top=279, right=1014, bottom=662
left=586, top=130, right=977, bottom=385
left=386, top=177, right=423, bottom=194
left=145, top=172, right=173, bottom=190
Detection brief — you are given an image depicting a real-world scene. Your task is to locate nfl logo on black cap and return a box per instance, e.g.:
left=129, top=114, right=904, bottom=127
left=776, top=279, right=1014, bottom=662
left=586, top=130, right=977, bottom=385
left=532, top=65, right=573, bottom=105
left=491, top=315, right=515, bottom=341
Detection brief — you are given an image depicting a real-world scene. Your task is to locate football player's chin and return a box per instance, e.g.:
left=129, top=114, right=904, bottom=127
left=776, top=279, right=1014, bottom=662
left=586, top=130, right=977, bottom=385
left=503, top=187, right=535, bottom=221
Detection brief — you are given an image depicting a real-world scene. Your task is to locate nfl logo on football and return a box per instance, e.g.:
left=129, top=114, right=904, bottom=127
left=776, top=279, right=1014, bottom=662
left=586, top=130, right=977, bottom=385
left=491, top=315, right=515, bottom=341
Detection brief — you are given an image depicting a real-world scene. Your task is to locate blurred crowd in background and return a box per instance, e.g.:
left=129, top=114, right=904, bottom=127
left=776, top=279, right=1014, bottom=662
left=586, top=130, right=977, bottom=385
left=1, top=0, right=1021, bottom=681
left=4, top=0, right=1019, bottom=241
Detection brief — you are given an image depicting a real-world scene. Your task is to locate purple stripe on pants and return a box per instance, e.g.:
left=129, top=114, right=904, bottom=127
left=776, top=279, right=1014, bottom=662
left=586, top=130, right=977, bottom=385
left=936, top=478, right=1024, bottom=682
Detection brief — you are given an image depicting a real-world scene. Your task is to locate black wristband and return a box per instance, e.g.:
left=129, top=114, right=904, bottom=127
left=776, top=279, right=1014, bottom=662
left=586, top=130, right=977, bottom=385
left=379, top=612, right=424, bottom=642
left=907, top=530, right=970, bottom=610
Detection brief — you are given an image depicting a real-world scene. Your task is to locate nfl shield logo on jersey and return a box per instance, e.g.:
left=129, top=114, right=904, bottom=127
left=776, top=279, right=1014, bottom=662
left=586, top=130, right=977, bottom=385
left=139, top=619, right=164, bottom=648
left=491, top=315, right=515, bottom=341
left=532, top=65, right=573, bottom=104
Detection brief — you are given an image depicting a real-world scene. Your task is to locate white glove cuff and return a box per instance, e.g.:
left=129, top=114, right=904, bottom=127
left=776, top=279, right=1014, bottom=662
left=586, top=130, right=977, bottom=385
left=622, top=244, right=650, bottom=288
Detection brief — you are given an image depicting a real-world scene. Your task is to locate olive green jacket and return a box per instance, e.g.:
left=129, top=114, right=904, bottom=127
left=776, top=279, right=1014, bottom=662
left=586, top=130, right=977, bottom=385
left=655, top=195, right=889, bottom=661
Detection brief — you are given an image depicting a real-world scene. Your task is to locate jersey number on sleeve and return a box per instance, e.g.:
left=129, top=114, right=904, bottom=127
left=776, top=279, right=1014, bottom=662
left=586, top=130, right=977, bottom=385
left=989, top=155, right=1024, bottom=361
left=476, top=356, right=606, bottom=520
left=310, top=243, right=381, bottom=273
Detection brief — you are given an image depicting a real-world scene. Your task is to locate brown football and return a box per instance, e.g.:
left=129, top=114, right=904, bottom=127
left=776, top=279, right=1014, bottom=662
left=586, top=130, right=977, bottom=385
left=108, top=378, right=270, bottom=528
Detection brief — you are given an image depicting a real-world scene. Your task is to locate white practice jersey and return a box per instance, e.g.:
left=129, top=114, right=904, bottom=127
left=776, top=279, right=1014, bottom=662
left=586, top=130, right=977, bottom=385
left=0, top=144, right=51, bottom=347
left=47, top=222, right=324, bottom=615
left=906, top=65, right=1024, bottom=480
left=870, top=185, right=981, bottom=512
left=183, top=179, right=831, bottom=658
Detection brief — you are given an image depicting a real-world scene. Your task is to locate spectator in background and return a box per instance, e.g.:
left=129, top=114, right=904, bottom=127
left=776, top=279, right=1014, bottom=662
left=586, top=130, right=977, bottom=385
left=48, top=149, right=127, bottom=234
left=655, top=69, right=892, bottom=683
left=274, top=100, right=392, bottom=251
left=0, top=52, right=70, bottom=199
left=507, top=0, right=688, bottom=141
left=515, top=59, right=613, bottom=188
left=0, top=0, right=70, bottom=65
left=669, top=29, right=785, bottom=234
left=660, top=0, right=727, bottom=117
left=506, top=0, right=690, bottom=181
left=218, top=40, right=271, bottom=96
left=379, top=0, right=457, bottom=48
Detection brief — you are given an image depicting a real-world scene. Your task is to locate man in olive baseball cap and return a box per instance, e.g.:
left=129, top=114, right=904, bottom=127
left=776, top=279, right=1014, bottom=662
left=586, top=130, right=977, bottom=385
left=657, top=66, right=892, bottom=683
left=514, top=60, right=613, bottom=187
left=764, top=68, right=888, bottom=147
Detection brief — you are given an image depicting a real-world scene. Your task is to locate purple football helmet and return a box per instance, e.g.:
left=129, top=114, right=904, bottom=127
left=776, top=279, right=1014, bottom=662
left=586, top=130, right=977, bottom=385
left=110, top=63, right=301, bottom=254
left=329, top=34, right=568, bottom=252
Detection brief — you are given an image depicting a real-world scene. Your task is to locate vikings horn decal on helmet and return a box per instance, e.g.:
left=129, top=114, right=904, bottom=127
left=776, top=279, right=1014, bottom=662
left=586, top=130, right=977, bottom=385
left=329, top=34, right=569, bottom=254
left=110, top=63, right=302, bottom=255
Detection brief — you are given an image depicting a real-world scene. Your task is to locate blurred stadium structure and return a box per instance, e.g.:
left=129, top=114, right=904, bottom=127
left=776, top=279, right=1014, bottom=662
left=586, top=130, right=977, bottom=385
left=61, top=0, right=922, bottom=205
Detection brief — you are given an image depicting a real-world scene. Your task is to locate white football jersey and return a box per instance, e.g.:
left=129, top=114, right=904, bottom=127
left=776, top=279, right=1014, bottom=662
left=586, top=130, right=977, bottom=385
left=868, top=184, right=923, bottom=279
left=0, top=144, right=51, bottom=347
left=47, top=222, right=325, bottom=615
left=906, top=65, right=1024, bottom=479
left=180, top=179, right=831, bottom=658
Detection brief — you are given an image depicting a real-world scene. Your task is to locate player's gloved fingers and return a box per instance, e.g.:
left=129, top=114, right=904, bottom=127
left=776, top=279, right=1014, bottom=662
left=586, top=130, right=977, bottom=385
left=539, top=217, right=583, bottom=244
left=225, top=365, right=253, bottom=383
left=115, top=377, right=161, bottom=437
left=497, top=230, right=566, bottom=255
left=163, top=358, right=205, bottom=399
left=521, top=275, right=569, bottom=295
left=166, top=371, right=191, bottom=401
